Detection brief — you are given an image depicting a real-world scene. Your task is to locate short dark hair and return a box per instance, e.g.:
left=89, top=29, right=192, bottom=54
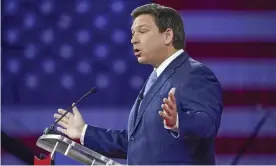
left=131, top=3, right=185, bottom=49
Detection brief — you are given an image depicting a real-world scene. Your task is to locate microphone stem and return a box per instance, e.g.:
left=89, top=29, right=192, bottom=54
left=52, top=91, right=91, bottom=128
left=45, top=87, right=96, bottom=134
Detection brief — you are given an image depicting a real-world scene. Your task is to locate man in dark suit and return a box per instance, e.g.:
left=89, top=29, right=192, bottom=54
left=54, top=3, right=223, bottom=165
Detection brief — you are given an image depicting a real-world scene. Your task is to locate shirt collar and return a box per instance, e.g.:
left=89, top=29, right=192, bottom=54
left=154, top=49, right=184, bottom=77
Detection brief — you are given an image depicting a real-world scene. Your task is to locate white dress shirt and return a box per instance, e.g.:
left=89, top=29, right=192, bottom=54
left=154, top=49, right=183, bottom=136
left=80, top=49, right=184, bottom=144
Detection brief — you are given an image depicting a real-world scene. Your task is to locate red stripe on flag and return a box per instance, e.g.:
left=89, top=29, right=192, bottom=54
left=185, top=42, right=276, bottom=59
left=1, top=135, right=80, bottom=155
left=2, top=136, right=276, bottom=155
left=216, top=136, right=276, bottom=155
left=224, top=90, right=276, bottom=106
left=152, top=0, right=276, bottom=11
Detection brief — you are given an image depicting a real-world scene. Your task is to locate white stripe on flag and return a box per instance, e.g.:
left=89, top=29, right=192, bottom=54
left=180, top=11, right=276, bottom=42
left=2, top=107, right=276, bottom=137
left=202, top=59, right=276, bottom=89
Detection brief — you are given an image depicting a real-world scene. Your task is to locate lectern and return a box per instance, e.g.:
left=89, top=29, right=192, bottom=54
left=35, top=134, right=121, bottom=165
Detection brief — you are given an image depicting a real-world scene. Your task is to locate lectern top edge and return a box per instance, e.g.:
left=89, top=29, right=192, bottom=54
left=36, top=134, right=122, bottom=165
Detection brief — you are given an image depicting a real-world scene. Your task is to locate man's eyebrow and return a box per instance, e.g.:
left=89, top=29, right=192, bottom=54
left=131, top=25, right=149, bottom=31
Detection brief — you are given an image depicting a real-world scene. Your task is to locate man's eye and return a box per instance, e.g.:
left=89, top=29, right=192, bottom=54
left=140, top=30, right=147, bottom=34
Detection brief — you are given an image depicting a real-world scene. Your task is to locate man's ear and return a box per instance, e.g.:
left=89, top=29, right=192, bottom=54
left=164, top=28, right=174, bottom=45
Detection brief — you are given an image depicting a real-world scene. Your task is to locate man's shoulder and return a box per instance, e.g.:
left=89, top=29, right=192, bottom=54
left=180, top=57, right=221, bottom=86
left=182, top=57, right=214, bottom=76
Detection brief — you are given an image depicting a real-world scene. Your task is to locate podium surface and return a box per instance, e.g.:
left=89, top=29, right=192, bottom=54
left=36, top=134, right=121, bottom=165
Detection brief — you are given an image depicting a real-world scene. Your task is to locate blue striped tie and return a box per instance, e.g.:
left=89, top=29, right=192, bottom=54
left=144, top=70, right=157, bottom=96
left=133, top=70, right=158, bottom=124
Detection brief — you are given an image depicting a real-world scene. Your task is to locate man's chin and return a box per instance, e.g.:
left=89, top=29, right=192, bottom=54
left=137, top=57, right=148, bottom=64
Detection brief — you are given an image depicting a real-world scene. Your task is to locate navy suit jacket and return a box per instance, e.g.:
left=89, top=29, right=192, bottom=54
left=83, top=52, right=223, bottom=165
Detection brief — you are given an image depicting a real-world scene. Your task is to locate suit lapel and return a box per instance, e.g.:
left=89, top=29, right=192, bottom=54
left=127, top=96, right=138, bottom=137
left=129, top=52, right=189, bottom=136
left=128, top=81, right=147, bottom=138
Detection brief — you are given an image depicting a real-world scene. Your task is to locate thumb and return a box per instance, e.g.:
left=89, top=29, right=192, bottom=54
left=72, top=103, right=80, bottom=116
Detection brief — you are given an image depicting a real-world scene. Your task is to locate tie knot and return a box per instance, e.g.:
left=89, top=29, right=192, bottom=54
left=149, top=70, right=157, bottom=81
left=143, top=70, right=157, bottom=95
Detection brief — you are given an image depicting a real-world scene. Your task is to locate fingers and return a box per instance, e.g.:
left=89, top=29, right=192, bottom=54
left=159, top=87, right=177, bottom=127
left=159, top=111, right=171, bottom=121
left=58, top=109, right=73, bottom=119
left=159, top=87, right=176, bottom=118
left=163, top=98, right=174, bottom=111
left=72, top=103, right=80, bottom=117
left=54, top=109, right=74, bottom=125
left=57, top=121, right=68, bottom=129
left=54, top=113, right=62, bottom=119
left=168, top=87, right=176, bottom=104
left=54, top=113, right=69, bottom=123
left=169, top=87, right=176, bottom=95
left=162, top=87, right=177, bottom=115
left=57, top=108, right=67, bottom=115
left=161, top=103, right=173, bottom=116
left=57, top=127, right=67, bottom=135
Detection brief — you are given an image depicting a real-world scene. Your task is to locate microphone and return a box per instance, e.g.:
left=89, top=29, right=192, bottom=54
left=44, top=87, right=97, bottom=135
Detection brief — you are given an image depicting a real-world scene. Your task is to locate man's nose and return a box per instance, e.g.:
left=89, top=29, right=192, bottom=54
left=131, top=35, right=139, bottom=44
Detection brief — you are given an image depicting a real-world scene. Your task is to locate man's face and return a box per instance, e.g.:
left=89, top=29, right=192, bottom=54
left=131, top=14, right=165, bottom=66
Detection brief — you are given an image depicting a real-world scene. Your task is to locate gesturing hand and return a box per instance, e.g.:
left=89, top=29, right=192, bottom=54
left=159, top=88, right=177, bottom=128
left=53, top=103, right=86, bottom=139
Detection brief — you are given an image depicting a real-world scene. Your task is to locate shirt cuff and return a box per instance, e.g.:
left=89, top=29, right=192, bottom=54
left=80, top=124, right=88, bottom=145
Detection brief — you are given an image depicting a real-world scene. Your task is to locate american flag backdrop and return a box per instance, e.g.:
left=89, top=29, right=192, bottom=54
left=1, top=0, right=276, bottom=164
